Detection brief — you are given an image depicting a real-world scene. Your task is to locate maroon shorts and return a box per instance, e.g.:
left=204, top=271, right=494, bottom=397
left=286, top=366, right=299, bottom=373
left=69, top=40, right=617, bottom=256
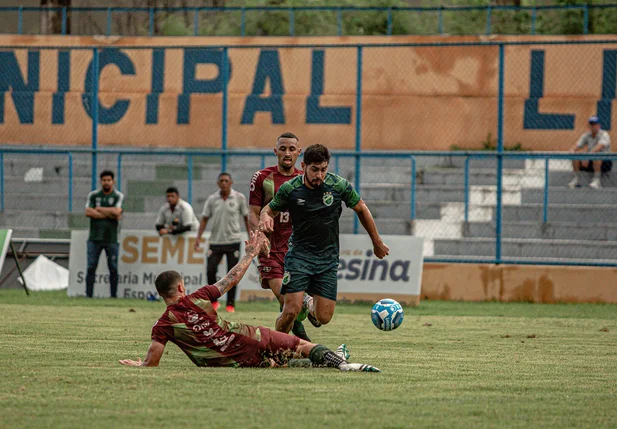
left=240, top=326, right=300, bottom=367
left=258, top=252, right=285, bottom=289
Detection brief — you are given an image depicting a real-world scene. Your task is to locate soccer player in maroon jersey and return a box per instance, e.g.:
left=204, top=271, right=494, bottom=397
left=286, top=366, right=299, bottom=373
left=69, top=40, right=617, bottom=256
left=248, top=132, right=311, bottom=341
left=118, top=231, right=380, bottom=372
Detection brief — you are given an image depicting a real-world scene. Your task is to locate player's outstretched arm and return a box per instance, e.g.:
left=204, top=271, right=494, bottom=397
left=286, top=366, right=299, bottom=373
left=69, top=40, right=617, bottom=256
left=214, top=231, right=270, bottom=296
left=248, top=205, right=261, bottom=232
left=119, top=340, right=165, bottom=367
left=258, top=206, right=280, bottom=234
left=352, top=200, right=390, bottom=259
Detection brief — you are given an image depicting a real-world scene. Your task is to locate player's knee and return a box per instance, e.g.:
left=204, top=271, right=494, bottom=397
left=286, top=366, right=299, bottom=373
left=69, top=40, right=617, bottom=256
left=282, top=302, right=301, bottom=319
left=316, top=311, right=333, bottom=325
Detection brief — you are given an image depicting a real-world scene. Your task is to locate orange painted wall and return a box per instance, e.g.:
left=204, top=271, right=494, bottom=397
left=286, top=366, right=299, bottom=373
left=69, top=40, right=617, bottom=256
left=422, top=263, right=617, bottom=304
left=1, top=35, right=616, bottom=151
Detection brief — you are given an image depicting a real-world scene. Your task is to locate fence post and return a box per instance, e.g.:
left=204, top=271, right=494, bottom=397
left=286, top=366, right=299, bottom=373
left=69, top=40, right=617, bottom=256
left=486, top=5, right=492, bottom=35
left=18, top=6, right=23, bottom=34
left=221, top=47, right=229, bottom=172
left=387, top=7, right=393, bottom=35
left=91, top=48, right=99, bottom=191
left=531, top=7, right=537, bottom=35
left=289, top=8, right=295, bottom=36
left=193, top=8, right=199, bottom=36
left=61, top=7, right=67, bottom=35
left=543, top=158, right=549, bottom=223
left=354, top=46, right=363, bottom=234
left=464, top=156, right=470, bottom=222
left=68, top=153, right=73, bottom=212
left=241, top=7, right=246, bottom=36
left=495, top=43, right=505, bottom=264
left=334, top=155, right=340, bottom=176
left=337, top=8, right=343, bottom=36
left=106, top=8, right=112, bottom=35
left=0, top=152, right=4, bottom=212
left=187, top=155, right=193, bottom=205
left=260, top=155, right=266, bottom=170
left=410, top=156, right=416, bottom=220
left=149, top=7, right=154, bottom=36
left=583, top=4, right=589, bottom=35
left=116, top=154, right=123, bottom=192
left=438, top=6, right=444, bottom=35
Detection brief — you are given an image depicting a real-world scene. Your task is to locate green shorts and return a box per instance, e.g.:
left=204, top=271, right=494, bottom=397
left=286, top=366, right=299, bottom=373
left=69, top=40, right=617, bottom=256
left=281, top=265, right=338, bottom=302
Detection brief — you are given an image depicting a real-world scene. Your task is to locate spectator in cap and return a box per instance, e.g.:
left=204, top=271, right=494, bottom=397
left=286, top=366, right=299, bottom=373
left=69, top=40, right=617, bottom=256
left=568, top=116, right=612, bottom=189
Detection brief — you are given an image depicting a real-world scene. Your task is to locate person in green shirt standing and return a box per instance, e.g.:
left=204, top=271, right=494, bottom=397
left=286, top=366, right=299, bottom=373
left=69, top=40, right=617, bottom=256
left=259, top=144, right=389, bottom=335
left=85, top=170, right=124, bottom=298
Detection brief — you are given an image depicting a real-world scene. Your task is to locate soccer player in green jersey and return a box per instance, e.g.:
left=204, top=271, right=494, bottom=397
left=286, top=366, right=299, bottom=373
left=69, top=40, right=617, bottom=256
left=258, top=144, right=389, bottom=334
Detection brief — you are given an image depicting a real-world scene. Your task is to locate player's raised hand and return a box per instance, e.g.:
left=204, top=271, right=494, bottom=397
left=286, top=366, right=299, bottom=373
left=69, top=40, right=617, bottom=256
left=118, top=357, right=142, bottom=366
left=245, top=231, right=270, bottom=258
left=373, top=240, right=390, bottom=259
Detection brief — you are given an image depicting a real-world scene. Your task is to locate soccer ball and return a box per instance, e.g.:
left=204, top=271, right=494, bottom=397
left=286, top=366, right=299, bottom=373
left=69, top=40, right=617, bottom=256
left=371, top=299, right=404, bottom=331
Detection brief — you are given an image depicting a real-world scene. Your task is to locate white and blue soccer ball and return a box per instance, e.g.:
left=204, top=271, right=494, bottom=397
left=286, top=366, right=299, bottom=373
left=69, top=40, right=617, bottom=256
left=371, top=299, right=404, bottom=331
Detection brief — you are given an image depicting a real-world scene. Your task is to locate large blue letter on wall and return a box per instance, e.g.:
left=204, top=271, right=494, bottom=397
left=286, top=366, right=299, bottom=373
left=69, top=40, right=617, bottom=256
left=241, top=50, right=285, bottom=124
left=52, top=51, right=70, bottom=124
left=0, top=50, right=40, bottom=124
left=597, top=50, right=617, bottom=131
left=146, top=49, right=165, bottom=125
left=178, top=49, right=229, bottom=124
left=306, top=50, right=351, bottom=124
left=83, top=49, right=135, bottom=124
left=524, top=50, right=574, bottom=130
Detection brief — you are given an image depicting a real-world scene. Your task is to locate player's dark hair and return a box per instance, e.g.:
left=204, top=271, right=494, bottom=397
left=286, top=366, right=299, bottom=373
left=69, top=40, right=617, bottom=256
left=166, top=186, right=179, bottom=195
left=218, top=172, right=232, bottom=180
left=100, top=170, right=114, bottom=180
left=303, top=144, right=330, bottom=165
left=278, top=132, right=299, bottom=142
left=155, top=270, right=183, bottom=298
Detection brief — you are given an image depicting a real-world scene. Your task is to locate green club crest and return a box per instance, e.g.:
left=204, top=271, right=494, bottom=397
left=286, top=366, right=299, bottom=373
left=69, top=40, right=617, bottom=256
left=322, top=191, right=334, bottom=206
left=282, top=271, right=291, bottom=285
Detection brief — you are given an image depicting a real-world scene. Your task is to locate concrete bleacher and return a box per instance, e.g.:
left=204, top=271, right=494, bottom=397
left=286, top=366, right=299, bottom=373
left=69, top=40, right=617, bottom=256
left=2, top=152, right=616, bottom=263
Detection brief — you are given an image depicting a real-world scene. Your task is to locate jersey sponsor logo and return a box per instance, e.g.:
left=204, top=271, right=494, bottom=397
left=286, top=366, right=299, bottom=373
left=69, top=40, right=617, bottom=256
left=297, top=199, right=306, bottom=206
left=249, top=171, right=261, bottom=192
left=322, top=192, right=334, bottom=206
left=282, top=271, right=291, bottom=285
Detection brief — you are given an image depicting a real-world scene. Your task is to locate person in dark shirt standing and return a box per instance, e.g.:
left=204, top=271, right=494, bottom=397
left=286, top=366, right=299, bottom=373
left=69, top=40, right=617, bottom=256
left=84, top=170, right=124, bottom=298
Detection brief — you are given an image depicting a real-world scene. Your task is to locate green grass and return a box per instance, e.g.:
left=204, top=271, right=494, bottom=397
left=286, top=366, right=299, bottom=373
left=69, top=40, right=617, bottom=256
left=1, top=290, right=617, bottom=429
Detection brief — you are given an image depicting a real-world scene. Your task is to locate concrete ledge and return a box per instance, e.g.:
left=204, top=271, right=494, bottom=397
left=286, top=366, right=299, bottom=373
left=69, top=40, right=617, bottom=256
left=422, top=263, right=617, bottom=303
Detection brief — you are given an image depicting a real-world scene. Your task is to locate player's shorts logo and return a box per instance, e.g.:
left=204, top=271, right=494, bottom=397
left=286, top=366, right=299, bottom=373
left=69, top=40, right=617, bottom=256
left=322, top=192, right=334, bottom=206
left=282, top=271, right=291, bottom=285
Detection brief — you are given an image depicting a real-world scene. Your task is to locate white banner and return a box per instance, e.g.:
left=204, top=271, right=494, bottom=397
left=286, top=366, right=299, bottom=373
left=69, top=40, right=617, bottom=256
left=68, top=231, right=423, bottom=301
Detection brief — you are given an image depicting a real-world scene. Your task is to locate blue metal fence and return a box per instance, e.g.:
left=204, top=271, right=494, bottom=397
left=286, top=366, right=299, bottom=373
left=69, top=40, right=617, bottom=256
left=2, top=40, right=617, bottom=267
left=1, top=4, right=617, bottom=36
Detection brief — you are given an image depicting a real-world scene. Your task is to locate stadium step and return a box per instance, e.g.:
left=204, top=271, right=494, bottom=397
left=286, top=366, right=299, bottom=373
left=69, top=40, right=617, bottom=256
left=521, top=188, right=617, bottom=205
left=433, top=237, right=617, bottom=261
left=464, top=221, right=617, bottom=241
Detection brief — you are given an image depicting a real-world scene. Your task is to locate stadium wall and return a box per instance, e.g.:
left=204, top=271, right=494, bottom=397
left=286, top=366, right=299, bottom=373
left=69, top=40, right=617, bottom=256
left=422, top=263, right=617, bottom=303
left=2, top=35, right=617, bottom=151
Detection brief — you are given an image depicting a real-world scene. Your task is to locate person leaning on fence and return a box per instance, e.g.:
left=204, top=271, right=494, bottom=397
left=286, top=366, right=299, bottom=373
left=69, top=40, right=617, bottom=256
left=568, top=116, right=612, bottom=190
left=84, top=170, right=124, bottom=298
left=194, top=172, right=250, bottom=313
left=155, top=187, right=199, bottom=236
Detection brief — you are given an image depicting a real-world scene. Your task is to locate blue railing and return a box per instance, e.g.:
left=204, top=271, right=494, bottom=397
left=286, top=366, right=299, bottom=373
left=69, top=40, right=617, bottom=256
left=1, top=147, right=616, bottom=267
left=0, top=4, right=614, bottom=36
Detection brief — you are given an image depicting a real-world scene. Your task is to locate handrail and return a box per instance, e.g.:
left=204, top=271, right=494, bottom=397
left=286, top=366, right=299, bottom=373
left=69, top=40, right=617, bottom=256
left=0, top=4, right=610, bottom=36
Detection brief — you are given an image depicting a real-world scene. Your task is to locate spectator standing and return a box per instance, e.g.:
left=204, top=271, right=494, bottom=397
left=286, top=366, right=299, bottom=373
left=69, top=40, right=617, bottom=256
left=569, top=116, right=612, bottom=189
left=195, top=173, right=250, bottom=312
left=85, top=170, right=124, bottom=298
left=155, top=187, right=199, bottom=236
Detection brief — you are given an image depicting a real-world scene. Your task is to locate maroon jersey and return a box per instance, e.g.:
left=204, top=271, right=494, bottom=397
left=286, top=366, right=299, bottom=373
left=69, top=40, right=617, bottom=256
left=249, top=166, right=302, bottom=253
left=152, top=285, right=274, bottom=367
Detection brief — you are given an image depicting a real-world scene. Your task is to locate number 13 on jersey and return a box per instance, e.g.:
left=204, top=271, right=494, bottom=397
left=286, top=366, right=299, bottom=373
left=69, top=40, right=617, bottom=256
left=280, top=212, right=290, bottom=223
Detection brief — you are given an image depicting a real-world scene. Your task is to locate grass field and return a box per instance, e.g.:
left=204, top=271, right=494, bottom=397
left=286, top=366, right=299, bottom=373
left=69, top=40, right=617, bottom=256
left=2, top=290, right=617, bottom=429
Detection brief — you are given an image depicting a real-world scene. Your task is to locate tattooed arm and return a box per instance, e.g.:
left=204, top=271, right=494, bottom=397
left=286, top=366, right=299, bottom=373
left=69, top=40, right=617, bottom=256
left=214, top=231, right=270, bottom=296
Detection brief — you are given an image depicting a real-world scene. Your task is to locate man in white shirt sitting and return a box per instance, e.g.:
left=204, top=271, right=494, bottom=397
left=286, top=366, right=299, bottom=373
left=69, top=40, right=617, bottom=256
left=155, top=187, right=199, bottom=236
left=568, top=116, right=612, bottom=190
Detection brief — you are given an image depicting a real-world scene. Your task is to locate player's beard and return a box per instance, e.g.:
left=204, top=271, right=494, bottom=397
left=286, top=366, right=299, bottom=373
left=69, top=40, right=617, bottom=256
left=102, top=185, right=112, bottom=192
left=279, top=157, right=294, bottom=172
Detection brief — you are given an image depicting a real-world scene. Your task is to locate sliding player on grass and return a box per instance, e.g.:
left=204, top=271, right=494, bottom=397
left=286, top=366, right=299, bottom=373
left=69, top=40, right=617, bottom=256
left=259, top=144, right=390, bottom=335
left=118, top=231, right=380, bottom=372
left=248, top=132, right=310, bottom=341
